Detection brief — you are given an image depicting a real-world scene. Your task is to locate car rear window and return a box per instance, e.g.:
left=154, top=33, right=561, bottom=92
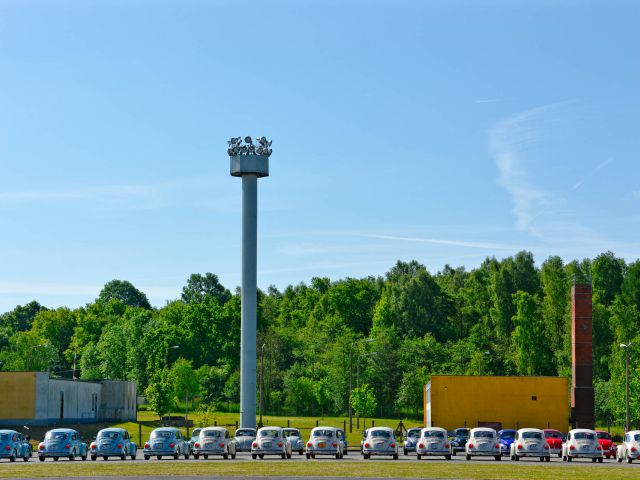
left=0, top=433, right=10, bottom=441
left=574, top=432, right=595, bottom=440
left=284, top=429, right=300, bottom=437
left=203, top=430, right=221, bottom=438
left=423, top=431, right=444, bottom=438
left=522, top=432, right=542, bottom=439
left=500, top=431, right=516, bottom=439
left=473, top=431, right=494, bottom=438
left=597, top=432, right=611, bottom=440
left=99, top=431, right=120, bottom=440
left=46, top=432, right=68, bottom=440
left=545, top=431, right=561, bottom=438
left=634, top=434, right=640, bottom=442
left=152, top=430, right=174, bottom=439
left=313, top=430, right=334, bottom=437
left=259, top=430, right=280, bottom=438
left=370, top=430, right=391, bottom=438
left=407, top=430, right=420, bottom=438
left=235, top=429, right=255, bottom=436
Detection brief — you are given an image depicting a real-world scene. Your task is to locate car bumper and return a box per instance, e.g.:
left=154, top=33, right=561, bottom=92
left=363, top=448, right=396, bottom=456
left=194, top=448, right=226, bottom=455
left=416, top=448, right=449, bottom=456
left=38, top=451, right=72, bottom=457
left=516, top=451, right=550, bottom=457
left=467, top=450, right=500, bottom=456
left=252, top=448, right=284, bottom=455
left=143, top=449, right=177, bottom=456
left=567, top=452, right=603, bottom=458
left=307, top=448, right=339, bottom=455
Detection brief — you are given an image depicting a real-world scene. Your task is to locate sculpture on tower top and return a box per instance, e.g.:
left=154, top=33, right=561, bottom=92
left=228, top=136, right=273, bottom=157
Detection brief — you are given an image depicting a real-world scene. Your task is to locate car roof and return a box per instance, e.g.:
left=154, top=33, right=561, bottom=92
left=0, top=430, right=18, bottom=434
left=369, top=427, right=393, bottom=432
left=471, top=427, right=495, bottom=432
left=543, top=429, right=562, bottom=432
left=517, top=428, right=543, bottom=433
left=312, top=426, right=337, bottom=431
left=258, top=426, right=283, bottom=431
left=570, top=429, right=596, bottom=433
left=498, top=429, right=516, bottom=433
left=421, top=427, right=446, bottom=432
left=152, top=427, right=179, bottom=432
left=201, top=427, right=227, bottom=432
left=99, top=428, right=126, bottom=433
left=47, top=428, right=77, bottom=433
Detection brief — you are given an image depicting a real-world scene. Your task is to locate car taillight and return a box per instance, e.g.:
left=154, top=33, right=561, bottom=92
left=418, top=443, right=424, bottom=448
left=117, top=443, right=122, bottom=449
left=468, top=443, right=474, bottom=449
left=494, top=444, right=500, bottom=449
left=307, top=442, right=312, bottom=447
left=252, top=442, right=258, bottom=448
left=544, top=445, right=549, bottom=449
left=220, top=443, right=225, bottom=448
left=144, top=443, right=150, bottom=449
left=570, top=445, right=576, bottom=450
left=632, top=447, right=637, bottom=453
left=194, top=442, right=200, bottom=448
left=364, top=442, right=370, bottom=448
left=39, top=443, right=45, bottom=450
left=517, top=444, right=523, bottom=450
left=65, top=444, right=71, bottom=449
left=597, top=445, right=602, bottom=450
left=169, top=443, right=175, bottom=448
left=444, top=443, right=450, bottom=448
left=90, top=442, right=96, bottom=449
left=332, top=442, right=337, bottom=447
left=4, top=446, right=10, bottom=451
left=278, top=442, right=283, bottom=447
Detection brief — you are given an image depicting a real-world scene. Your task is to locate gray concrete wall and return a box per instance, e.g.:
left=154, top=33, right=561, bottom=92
left=34, top=372, right=50, bottom=421
left=100, top=380, right=136, bottom=421
left=47, top=379, right=101, bottom=423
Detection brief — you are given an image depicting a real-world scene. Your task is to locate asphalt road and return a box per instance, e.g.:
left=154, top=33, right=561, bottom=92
left=8, top=450, right=636, bottom=467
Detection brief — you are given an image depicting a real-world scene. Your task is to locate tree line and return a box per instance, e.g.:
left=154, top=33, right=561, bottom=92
left=1, top=251, right=639, bottom=425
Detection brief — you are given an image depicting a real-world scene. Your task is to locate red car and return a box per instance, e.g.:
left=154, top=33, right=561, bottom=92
left=595, top=430, right=616, bottom=459
left=543, top=429, right=563, bottom=458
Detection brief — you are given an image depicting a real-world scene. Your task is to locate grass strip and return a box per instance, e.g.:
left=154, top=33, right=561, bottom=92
left=0, top=461, right=638, bottom=479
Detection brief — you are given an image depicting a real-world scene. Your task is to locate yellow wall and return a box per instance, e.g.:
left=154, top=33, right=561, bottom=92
left=0, top=372, right=36, bottom=419
left=425, top=376, right=568, bottom=432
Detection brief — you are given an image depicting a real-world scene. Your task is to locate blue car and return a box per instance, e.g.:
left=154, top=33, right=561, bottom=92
left=403, top=428, right=422, bottom=455
left=38, top=428, right=87, bottom=461
left=0, top=430, right=32, bottom=462
left=143, top=427, right=189, bottom=460
left=90, top=428, right=137, bottom=461
left=498, top=429, right=517, bottom=456
left=337, top=428, right=349, bottom=455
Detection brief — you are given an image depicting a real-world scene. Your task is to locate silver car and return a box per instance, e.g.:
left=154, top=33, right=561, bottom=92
left=0, top=430, right=32, bottom=462
left=143, top=427, right=189, bottom=460
left=283, top=428, right=304, bottom=455
left=465, top=428, right=501, bottom=461
left=362, top=427, right=399, bottom=460
left=251, top=427, right=292, bottom=459
left=305, top=426, right=343, bottom=459
left=188, top=428, right=202, bottom=455
left=193, top=427, right=236, bottom=459
left=403, top=428, right=421, bottom=455
left=90, top=428, right=137, bottom=461
left=233, top=428, right=256, bottom=452
left=562, top=429, right=603, bottom=463
left=617, top=430, right=640, bottom=463
left=510, top=428, right=550, bottom=462
left=416, top=427, right=451, bottom=460
left=38, top=428, right=87, bottom=462
left=337, top=428, right=349, bottom=455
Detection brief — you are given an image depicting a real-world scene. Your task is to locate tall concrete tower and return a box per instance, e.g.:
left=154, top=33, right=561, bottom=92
left=228, top=136, right=271, bottom=429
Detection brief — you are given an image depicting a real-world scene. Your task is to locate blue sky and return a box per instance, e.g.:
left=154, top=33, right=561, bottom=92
left=1, top=0, right=638, bottom=312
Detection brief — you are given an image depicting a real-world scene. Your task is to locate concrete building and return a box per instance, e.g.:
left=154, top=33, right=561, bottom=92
left=0, top=372, right=136, bottom=426
left=424, top=375, right=569, bottom=432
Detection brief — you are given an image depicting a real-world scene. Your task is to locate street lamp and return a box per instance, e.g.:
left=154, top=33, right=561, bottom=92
left=259, top=343, right=266, bottom=428
left=164, top=345, right=180, bottom=367
left=349, top=338, right=374, bottom=433
left=621, top=343, right=633, bottom=432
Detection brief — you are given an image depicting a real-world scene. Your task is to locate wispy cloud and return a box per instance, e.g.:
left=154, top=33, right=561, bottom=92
left=475, top=98, right=504, bottom=104
left=572, top=157, right=614, bottom=190
left=490, top=102, right=567, bottom=236
left=365, top=234, right=521, bottom=250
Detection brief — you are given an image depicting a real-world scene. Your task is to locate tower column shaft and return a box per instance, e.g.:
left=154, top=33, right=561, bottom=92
left=240, top=173, right=258, bottom=429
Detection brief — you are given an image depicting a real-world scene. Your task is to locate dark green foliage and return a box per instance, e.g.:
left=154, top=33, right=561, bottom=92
left=1, top=251, right=638, bottom=425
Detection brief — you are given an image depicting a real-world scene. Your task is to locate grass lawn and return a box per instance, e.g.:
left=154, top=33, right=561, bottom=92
left=0, top=461, right=638, bottom=479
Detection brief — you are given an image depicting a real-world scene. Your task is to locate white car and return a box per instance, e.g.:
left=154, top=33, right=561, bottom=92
left=562, top=429, right=603, bottom=463
left=415, top=427, right=451, bottom=460
left=465, top=428, right=501, bottom=461
left=617, top=430, right=640, bottom=463
left=305, top=426, right=343, bottom=459
left=251, top=427, right=292, bottom=459
left=509, top=428, right=550, bottom=462
left=192, top=427, right=236, bottom=459
left=283, top=428, right=304, bottom=455
left=362, top=427, right=399, bottom=460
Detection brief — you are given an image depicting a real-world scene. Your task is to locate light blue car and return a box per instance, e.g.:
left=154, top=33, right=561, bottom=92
left=0, top=430, right=32, bottom=462
left=143, top=427, right=189, bottom=460
left=283, top=428, right=304, bottom=455
left=90, top=428, right=137, bottom=461
left=38, top=428, right=87, bottom=461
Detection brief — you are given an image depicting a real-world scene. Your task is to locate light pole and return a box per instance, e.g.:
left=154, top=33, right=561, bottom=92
left=349, top=338, right=374, bottom=433
left=621, top=343, right=632, bottom=432
left=259, top=343, right=266, bottom=428
left=165, top=345, right=180, bottom=367
left=228, top=136, right=271, bottom=429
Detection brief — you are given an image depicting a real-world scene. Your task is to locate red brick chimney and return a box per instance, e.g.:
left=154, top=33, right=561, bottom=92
left=571, top=284, right=595, bottom=428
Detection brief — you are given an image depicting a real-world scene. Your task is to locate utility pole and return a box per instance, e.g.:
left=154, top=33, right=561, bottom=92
left=621, top=343, right=632, bottom=431
left=228, top=136, right=271, bottom=429
left=259, top=344, right=266, bottom=428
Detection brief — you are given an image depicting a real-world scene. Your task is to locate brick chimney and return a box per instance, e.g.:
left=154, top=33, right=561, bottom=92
left=571, top=284, right=595, bottom=428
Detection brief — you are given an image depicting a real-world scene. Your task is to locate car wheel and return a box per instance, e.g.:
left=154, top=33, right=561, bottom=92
left=131, top=454, right=136, bottom=460
left=23, top=455, right=30, bottom=463
left=306, top=453, right=310, bottom=459
left=39, top=456, right=45, bottom=462
left=495, top=455, right=501, bottom=461
left=598, top=457, right=603, bottom=463
left=545, top=456, right=550, bottom=462
left=194, top=453, right=199, bottom=460
left=363, top=453, right=370, bottom=459
left=287, top=452, right=292, bottom=459
left=173, top=452, right=179, bottom=460
left=157, top=455, right=162, bottom=460
left=628, top=457, right=633, bottom=464
left=591, top=457, right=597, bottom=463
left=204, top=454, right=208, bottom=459
left=69, top=452, right=75, bottom=461
left=281, top=452, right=286, bottom=459
left=558, top=452, right=562, bottom=458
left=251, top=454, right=257, bottom=459
left=466, top=454, right=471, bottom=461
left=184, top=452, right=189, bottom=460
left=259, top=454, right=264, bottom=459
left=403, top=448, right=408, bottom=456
left=540, top=456, right=544, bottom=462
left=515, top=454, right=520, bottom=461
left=393, top=453, right=399, bottom=460
left=417, top=454, right=421, bottom=460
left=223, top=453, right=228, bottom=460
left=9, top=451, right=16, bottom=462
left=335, top=452, right=340, bottom=459
left=311, top=453, right=315, bottom=459
left=445, top=454, right=451, bottom=460
left=53, top=457, right=59, bottom=461
left=299, top=450, right=303, bottom=455
left=567, top=456, right=572, bottom=462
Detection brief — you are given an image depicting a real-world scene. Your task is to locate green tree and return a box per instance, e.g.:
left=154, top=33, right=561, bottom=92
left=181, top=273, right=231, bottom=305
left=169, top=358, right=200, bottom=413
left=512, top=291, right=552, bottom=375
left=350, top=383, right=377, bottom=420
left=97, top=280, right=151, bottom=309
left=592, top=251, right=625, bottom=307
left=540, top=256, right=570, bottom=373
left=146, top=377, right=174, bottom=421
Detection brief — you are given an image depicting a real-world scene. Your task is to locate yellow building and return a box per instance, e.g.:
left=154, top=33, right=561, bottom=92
left=424, top=375, right=569, bottom=432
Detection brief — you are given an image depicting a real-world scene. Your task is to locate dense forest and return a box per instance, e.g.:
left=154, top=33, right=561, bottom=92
left=1, top=251, right=639, bottom=425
